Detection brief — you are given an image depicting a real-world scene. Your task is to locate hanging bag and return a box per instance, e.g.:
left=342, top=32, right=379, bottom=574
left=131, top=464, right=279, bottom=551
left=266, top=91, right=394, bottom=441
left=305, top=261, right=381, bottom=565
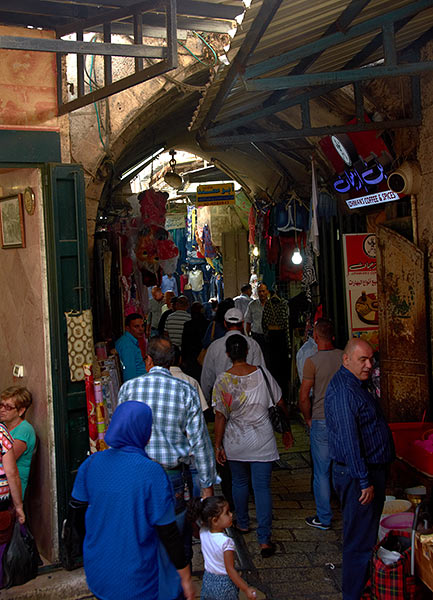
left=2, top=521, right=41, bottom=588
left=258, top=366, right=290, bottom=434
left=361, top=529, right=422, bottom=600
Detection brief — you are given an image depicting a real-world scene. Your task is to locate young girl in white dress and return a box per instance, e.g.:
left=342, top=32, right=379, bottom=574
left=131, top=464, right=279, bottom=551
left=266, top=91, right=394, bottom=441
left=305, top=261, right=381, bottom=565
left=189, top=496, right=257, bottom=600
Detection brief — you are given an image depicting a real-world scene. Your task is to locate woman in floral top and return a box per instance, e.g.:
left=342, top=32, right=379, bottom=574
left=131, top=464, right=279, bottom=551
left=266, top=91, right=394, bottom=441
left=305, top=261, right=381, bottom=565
left=213, top=335, right=293, bottom=558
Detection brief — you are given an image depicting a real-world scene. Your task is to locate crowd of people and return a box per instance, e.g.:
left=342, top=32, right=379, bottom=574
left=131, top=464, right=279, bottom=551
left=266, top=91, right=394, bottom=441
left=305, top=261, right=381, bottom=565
left=100, top=284, right=394, bottom=600
left=0, top=282, right=396, bottom=600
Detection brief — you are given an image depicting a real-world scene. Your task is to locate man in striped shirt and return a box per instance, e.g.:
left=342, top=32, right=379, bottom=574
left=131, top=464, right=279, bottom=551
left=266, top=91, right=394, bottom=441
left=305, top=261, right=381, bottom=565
left=165, top=295, right=191, bottom=349
left=325, top=338, right=394, bottom=600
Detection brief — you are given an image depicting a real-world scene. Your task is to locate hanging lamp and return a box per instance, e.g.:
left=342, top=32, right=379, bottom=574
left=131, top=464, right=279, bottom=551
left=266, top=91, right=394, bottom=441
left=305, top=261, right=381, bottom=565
left=164, top=149, right=183, bottom=189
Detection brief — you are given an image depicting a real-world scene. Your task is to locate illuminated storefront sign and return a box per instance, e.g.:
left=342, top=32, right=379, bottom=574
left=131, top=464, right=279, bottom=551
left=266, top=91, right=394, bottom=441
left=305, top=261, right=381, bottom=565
left=333, top=158, right=387, bottom=194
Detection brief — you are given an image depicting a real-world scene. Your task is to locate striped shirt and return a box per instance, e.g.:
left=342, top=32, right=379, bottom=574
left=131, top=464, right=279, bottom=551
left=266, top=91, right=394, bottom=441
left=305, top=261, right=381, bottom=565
left=325, top=366, right=395, bottom=489
left=118, top=366, right=217, bottom=489
left=0, top=424, right=13, bottom=500
left=165, top=310, right=191, bottom=348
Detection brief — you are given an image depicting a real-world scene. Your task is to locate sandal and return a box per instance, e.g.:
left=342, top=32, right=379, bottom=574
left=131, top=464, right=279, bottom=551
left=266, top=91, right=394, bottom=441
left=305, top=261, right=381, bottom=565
left=233, top=524, right=250, bottom=534
left=260, top=541, right=276, bottom=558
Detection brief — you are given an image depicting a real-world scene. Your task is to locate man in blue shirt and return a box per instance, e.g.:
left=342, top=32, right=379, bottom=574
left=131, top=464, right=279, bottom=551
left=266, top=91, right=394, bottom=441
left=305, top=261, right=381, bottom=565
left=115, top=313, right=147, bottom=382
left=325, top=338, right=394, bottom=600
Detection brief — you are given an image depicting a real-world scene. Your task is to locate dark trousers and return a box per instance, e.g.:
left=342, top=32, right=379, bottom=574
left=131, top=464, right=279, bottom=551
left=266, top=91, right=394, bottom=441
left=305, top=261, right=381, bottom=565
left=332, top=462, right=387, bottom=600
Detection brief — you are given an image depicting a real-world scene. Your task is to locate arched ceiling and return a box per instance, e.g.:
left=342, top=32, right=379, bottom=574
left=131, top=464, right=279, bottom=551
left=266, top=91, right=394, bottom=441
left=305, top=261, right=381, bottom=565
left=3, top=0, right=433, bottom=205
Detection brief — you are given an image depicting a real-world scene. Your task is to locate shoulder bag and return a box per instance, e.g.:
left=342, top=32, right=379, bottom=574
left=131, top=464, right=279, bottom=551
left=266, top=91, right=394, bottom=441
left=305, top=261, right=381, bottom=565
left=258, top=366, right=290, bottom=434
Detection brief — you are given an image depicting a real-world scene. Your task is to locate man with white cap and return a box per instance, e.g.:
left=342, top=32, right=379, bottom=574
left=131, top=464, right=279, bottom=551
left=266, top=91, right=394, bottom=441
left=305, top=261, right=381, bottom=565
left=200, top=307, right=265, bottom=405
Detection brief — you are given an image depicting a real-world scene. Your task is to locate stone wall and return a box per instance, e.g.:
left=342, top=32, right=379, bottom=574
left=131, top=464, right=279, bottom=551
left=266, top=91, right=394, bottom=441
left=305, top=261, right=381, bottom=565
left=0, top=169, right=56, bottom=561
left=417, top=40, right=433, bottom=376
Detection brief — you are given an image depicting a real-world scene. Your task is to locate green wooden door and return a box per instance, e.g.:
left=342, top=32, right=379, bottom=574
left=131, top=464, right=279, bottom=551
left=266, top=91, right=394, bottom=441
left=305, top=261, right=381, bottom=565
left=44, top=164, right=90, bottom=532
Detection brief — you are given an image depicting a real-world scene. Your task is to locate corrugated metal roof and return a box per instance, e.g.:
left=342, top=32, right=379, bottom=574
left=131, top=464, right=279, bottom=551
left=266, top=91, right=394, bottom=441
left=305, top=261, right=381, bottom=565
left=190, top=0, right=433, bottom=131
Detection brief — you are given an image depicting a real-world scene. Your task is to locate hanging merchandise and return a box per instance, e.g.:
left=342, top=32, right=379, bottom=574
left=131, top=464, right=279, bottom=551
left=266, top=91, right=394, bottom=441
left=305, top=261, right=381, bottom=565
left=84, top=363, right=98, bottom=454
left=308, top=158, right=320, bottom=256
left=202, top=224, right=216, bottom=258
left=248, top=206, right=256, bottom=246
left=94, top=380, right=109, bottom=452
left=136, top=189, right=179, bottom=270
left=65, top=309, right=94, bottom=382
left=301, top=243, right=317, bottom=302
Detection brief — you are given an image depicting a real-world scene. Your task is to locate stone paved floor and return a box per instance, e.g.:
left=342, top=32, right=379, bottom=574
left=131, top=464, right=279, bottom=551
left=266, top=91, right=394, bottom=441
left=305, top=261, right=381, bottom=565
left=192, top=421, right=344, bottom=600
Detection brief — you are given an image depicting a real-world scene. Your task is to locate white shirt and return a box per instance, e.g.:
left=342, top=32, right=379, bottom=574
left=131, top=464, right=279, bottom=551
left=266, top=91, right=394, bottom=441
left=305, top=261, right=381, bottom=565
left=200, top=330, right=265, bottom=402
left=169, top=366, right=208, bottom=411
left=188, top=269, right=204, bottom=291
left=244, top=299, right=264, bottom=334
left=199, top=529, right=235, bottom=575
left=234, top=294, right=251, bottom=316
left=212, top=368, right=280, bottom=462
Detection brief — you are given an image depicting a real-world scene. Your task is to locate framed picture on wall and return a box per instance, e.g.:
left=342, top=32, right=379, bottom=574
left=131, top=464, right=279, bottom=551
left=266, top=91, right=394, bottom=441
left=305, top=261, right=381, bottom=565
left=0, top=194, right=26, bottom=249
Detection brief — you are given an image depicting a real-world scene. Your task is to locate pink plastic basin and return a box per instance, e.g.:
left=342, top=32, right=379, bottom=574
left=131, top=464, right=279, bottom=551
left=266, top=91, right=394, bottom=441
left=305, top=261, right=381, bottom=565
left=378, top=511, right=414, bottom=541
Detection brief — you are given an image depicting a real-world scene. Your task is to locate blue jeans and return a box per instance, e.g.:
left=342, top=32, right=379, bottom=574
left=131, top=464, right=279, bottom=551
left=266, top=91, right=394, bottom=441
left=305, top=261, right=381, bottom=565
left=332, top=462, right=387, bottom=600
left=228, top=460, right=273, bottom=544
left=310, top=420, right=332, bottom=525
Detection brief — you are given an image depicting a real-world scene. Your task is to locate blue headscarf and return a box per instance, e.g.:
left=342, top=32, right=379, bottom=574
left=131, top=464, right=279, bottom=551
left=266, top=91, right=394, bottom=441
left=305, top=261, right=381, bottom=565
left=105, top=401, right=152, bottom=458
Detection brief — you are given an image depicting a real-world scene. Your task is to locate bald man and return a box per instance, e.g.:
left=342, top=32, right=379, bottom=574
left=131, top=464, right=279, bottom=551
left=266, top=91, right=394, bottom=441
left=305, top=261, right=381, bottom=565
left=325, top=338, right=394, bottom=600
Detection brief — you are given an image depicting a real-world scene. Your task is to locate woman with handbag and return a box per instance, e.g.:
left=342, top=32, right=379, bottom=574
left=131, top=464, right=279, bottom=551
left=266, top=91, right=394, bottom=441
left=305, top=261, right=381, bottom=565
left=213, top=334, right=293, bottom=558
left=0, top=421, right=25, bottom=588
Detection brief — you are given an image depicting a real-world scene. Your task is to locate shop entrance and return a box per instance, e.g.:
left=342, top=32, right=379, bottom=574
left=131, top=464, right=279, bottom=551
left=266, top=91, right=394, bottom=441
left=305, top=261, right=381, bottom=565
left=45, top=164, right=91, bottom=534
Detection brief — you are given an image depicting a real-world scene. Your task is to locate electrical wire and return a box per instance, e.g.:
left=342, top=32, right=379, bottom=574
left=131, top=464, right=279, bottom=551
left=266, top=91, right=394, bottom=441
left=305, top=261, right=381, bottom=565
left=177, top=31, right=218, bottom=67
left=84, top=35, right=107, bottom=151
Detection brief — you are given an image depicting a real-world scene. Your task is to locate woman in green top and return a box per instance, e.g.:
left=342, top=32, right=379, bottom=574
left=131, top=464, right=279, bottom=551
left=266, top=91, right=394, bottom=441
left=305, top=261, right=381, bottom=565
left=0, top=387, right=36, bottom=498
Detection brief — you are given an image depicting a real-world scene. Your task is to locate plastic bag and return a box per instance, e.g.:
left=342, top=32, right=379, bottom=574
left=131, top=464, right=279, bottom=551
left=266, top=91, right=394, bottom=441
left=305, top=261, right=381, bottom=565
left=2, top=521, right=40, bottom=588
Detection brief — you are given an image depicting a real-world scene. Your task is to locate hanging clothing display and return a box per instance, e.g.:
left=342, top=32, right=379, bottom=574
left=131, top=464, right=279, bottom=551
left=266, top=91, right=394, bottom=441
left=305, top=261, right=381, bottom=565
left=202, top=224, right=216, bottom=258
left=65, top=309, right=95, bottom=382
left=301, top=242, right=317, bottom=302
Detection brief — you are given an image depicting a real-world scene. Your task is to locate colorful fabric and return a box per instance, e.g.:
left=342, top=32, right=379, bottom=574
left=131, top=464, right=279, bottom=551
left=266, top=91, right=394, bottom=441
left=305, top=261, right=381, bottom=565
left=212, top=368, right=279, bottom=462
left=118, top=367, right=217, bottom=488
left=202, top=225, right=216, bottom=258
left=201, top=570, right=239, bottom=600
left=10, top=420, right=36, bottom=497
left=115, top=332, right=147, bottom=382
left=361, top=530, right=420, bottom=600
left=65, top=309, right=94, bottom=382
left=0, top=425, right=13, bottom=501
left=325, top=366, right=395, bottom=489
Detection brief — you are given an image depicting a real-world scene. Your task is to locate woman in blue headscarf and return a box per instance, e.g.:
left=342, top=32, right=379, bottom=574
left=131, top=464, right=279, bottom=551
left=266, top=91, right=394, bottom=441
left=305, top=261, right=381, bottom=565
left=71, top=401, right=195, bottom=600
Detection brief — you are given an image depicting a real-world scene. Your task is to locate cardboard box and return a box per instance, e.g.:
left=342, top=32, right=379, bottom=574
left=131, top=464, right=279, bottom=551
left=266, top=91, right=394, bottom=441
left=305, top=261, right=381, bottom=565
left=415, top=531, right=433, bottom=592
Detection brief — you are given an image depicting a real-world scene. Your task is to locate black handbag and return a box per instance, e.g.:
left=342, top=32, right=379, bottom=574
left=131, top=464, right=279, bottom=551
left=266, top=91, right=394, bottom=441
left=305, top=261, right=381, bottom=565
left=258, top=366, right=291, bottom=434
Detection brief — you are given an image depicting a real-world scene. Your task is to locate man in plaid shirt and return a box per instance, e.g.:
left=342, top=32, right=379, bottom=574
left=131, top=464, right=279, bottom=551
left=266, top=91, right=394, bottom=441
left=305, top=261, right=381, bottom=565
left=118, top=336, right=217, bottom=562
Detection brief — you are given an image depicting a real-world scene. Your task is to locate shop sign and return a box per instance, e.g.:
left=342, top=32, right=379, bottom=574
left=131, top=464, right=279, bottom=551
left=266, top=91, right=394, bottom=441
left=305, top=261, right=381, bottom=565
left=346, top=190, right=399, bottom=210
left=196, top=183, right=235, bottom=206
left=343, top=233, right=379, bottom=347
left=165, top=213, right=186, bottom=230
left=333, top=158, right=387, bottom=194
